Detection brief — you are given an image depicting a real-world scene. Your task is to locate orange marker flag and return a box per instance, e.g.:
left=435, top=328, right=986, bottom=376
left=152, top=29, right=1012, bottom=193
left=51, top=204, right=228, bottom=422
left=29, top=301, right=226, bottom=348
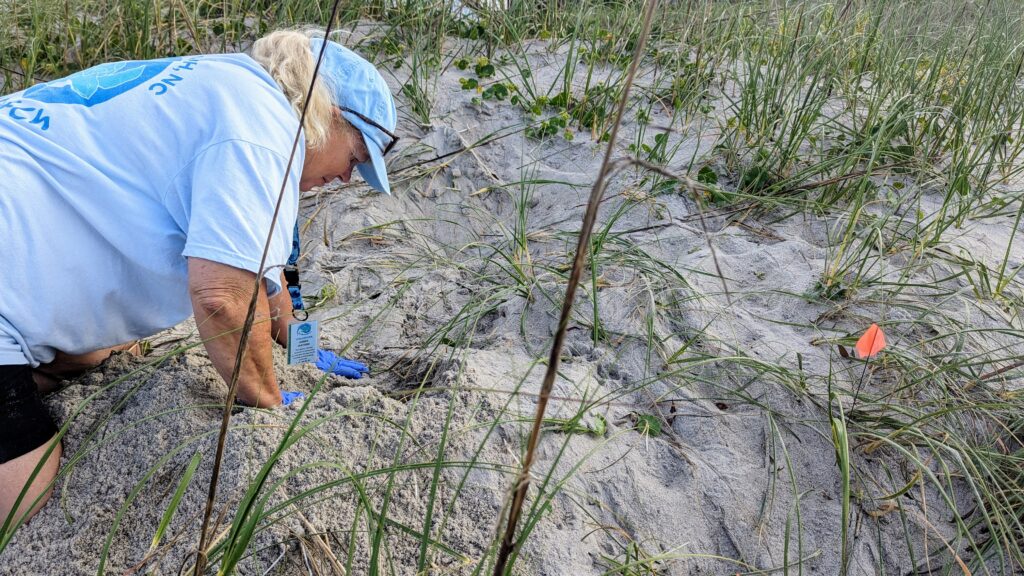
left=855, top=324, right=886, bottom=358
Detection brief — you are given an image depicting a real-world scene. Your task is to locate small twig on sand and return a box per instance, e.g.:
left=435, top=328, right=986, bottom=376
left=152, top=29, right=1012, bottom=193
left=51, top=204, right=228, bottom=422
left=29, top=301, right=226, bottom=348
left=279, top=486, right=347, bottom=576
left=976, top=357, right=1024, bottom=382
left=260, top=544, right=288, bottom=576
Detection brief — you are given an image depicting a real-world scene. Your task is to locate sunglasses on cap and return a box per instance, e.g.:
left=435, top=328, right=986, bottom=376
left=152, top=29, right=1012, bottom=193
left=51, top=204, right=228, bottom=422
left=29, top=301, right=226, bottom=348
left=338, top=106, right=399, bottom=157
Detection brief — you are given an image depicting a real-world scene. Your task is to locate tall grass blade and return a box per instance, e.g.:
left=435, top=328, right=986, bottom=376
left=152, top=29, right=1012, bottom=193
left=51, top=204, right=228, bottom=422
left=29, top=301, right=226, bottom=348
left=491, top=0, right=661, bottom=573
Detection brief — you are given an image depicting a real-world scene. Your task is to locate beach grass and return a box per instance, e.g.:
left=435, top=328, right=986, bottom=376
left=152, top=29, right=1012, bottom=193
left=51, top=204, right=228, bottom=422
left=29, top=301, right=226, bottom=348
left=3, top=0, right=1024, bottom=574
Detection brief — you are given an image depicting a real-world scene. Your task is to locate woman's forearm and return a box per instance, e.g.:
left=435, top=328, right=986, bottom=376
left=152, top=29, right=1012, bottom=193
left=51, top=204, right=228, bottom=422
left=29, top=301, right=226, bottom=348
left=188, top=258, right=281, bottom=407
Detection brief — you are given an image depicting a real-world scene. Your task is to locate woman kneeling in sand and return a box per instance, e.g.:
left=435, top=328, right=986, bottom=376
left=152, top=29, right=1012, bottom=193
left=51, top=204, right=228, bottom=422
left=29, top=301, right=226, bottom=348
left=0, top=29, right=397, bottom=528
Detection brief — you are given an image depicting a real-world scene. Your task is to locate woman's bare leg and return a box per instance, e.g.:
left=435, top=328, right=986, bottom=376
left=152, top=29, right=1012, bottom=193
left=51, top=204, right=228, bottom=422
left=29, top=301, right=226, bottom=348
left=0, top=433, right=61, bottom=526
left=32, top=342, right=141, bottom=393
left=2, top=342, right=139, bottom=523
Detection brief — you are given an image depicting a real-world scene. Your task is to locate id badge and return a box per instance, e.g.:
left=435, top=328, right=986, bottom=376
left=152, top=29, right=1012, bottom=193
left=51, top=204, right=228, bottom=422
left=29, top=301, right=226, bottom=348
left=287, top=320, right=319, bottom=365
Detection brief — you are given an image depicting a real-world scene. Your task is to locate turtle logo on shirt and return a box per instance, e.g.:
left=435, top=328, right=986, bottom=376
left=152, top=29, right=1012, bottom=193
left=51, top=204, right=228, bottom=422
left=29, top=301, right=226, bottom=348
left=23, top=60, right=173, bottom=107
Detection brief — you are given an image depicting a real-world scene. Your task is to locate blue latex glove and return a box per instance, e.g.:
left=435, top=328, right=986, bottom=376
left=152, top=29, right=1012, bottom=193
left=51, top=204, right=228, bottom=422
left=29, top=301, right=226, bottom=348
left=280, top=390, right=305, bottom=406
left=316, top=349, right=370, bottom=379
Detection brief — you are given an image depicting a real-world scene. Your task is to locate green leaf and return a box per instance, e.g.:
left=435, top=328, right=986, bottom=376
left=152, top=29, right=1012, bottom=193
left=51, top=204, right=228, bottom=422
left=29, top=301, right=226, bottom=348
left=696, top=165, right=720, bottom=184
left=634, top=414, right=661, bottom=437
left=481, top=83, right=509, bottom=100
left=697, top=165, right=718, bottom=185
left=475, top=63, right=495, bottom=78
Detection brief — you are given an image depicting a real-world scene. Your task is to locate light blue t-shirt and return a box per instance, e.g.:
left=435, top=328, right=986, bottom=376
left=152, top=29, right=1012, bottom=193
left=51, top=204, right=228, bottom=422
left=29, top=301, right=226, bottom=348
left=0, top=54, right=303, bottom=366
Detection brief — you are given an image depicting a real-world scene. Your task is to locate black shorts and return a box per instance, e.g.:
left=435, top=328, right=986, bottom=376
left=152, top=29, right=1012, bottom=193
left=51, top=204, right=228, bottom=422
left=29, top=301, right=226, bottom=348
left=0, top=365, right=58, bottom=463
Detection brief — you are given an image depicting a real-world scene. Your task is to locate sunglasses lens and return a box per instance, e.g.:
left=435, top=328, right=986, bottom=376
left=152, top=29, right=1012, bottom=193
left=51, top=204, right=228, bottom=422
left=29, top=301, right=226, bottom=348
left=341, top=106, right=396, bottom=155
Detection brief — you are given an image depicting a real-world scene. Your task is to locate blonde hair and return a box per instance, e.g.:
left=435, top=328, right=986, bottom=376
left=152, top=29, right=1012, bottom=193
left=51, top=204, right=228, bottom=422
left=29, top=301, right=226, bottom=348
left=250, top=29, right=341, bottom=150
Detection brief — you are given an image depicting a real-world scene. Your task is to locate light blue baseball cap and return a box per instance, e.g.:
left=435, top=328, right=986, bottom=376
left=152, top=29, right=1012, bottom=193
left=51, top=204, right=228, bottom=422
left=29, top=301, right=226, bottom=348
left=310, top=37, right=397, bottom=195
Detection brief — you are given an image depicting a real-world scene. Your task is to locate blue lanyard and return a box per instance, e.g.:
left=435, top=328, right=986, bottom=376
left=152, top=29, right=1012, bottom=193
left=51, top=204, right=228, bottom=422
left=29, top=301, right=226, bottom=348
left=284, top=221, right=306, bottom=318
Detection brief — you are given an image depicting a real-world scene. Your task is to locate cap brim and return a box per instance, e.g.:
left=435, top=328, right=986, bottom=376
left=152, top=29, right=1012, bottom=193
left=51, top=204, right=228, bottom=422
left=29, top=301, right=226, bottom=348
left=356, top=141, right=390, bottom=195
left=340, top=109, right=391, bottom=195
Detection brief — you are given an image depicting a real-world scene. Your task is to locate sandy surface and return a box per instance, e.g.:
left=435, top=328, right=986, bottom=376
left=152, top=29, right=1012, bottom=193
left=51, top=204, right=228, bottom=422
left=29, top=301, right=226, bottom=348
left=3, top=30, right=1023, bottom=575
